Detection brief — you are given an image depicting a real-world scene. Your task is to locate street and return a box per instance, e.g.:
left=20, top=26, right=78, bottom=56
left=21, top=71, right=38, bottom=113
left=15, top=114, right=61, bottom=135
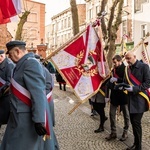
left=53, top=84, right=150, bottom=150
left=0, top=83, right=150, bottom=150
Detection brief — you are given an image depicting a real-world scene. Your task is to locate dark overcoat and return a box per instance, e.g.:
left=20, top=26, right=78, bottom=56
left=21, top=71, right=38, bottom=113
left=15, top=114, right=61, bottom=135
left=55, top=70, right=66, bottom=84
left=0, top=53, right=55, bottom=150
left=106, top=63, right=128, bottom=106
left=43, top=67, right=59, bottom=150
left=124, top=60, right=150, bottom=113
left=0, top=58, right=15, bottom=124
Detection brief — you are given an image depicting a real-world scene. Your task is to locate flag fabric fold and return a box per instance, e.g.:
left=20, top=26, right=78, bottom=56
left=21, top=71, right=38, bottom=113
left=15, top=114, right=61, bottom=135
left=141, top=42, right=150, bottom=64
left=50, top=25, right=109, bottom=102
left=0, top=0, right=21, bottom=24
left=0, top=8, right=10, bottom=24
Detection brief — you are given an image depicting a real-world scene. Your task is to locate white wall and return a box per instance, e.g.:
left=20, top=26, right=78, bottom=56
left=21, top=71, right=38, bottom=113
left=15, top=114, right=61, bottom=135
left=133, top=2, right=150, bottom=46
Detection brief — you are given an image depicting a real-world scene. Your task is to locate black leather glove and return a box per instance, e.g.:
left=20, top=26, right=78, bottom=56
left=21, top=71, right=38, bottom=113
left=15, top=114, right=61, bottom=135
left=114, top=83, right=130, bottom=90
left=0, top=84, right=9, bottom=96
left=34, top=123, right=47, bottom=136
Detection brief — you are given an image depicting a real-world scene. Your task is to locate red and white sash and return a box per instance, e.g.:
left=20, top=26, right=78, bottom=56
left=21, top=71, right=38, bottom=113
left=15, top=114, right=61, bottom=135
left=113, top=69, right=119, bottom=78
left=46, top=91, right=52, bottom=103
left=125, top=67, right=150, bottom=108
left=10, top=78, right=51, bottom=137
left=10, top=78, right=32, bottom=107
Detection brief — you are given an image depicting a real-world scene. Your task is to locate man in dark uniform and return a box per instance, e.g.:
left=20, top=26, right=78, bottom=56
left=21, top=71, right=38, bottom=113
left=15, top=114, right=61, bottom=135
left=35, top=54, right=59, bottom=150
left=43, top=60, right=56, bottom=74
left=105, top=55, right=130, bottom=141
left=0, top=41, right=55, bottom=150
left=35, top=54, right=55, bottom=126
left=124, top=51, right=150, bottom=150
left=0, top=50, right=15, bottom=128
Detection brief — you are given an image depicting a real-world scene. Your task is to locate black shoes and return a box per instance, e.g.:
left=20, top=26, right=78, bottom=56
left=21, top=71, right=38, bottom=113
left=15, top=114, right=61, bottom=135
left=94, top=116, right=108, bottom=133
left=59, top=84, right=66, bottom=91
left=105, top=131, right=128, bottom=141
left=94, top=127, right=104, bottom=133
left=120, top=131, right=128, bottom=141
left=104, top=116, right=108, bottom=122
left=105, top=133, right=117, bottom=140
left=91, top=109, right=97, bottom=116
left=126, top=144, right=136, bottom=150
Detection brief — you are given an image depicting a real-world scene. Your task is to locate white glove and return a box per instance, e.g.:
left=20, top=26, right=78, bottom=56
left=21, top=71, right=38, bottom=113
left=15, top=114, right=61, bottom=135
left=105, top=98, right=110, bottom=103
left=110, top=77, right=118, bottom=83
left=124, top=86, right=133, bottom=92
left=118, top=86, right=123, bottom=90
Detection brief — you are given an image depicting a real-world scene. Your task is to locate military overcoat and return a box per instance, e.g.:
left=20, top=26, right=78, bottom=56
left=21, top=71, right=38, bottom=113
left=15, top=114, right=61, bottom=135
left=0, top=57, right=15, bottom=124
left=0, top=53, right=55, bottom=150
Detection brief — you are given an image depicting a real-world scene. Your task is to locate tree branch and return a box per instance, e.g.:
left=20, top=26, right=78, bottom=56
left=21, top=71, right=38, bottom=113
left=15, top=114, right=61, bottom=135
left=98, top=0, right=108, bottom=40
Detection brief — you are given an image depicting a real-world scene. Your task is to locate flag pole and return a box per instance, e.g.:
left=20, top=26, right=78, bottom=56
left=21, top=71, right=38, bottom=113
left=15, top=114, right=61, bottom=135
left=68, top=102, right=82, bottom=115
left=44, top=28, right=86, bottom=61
left=132, top=35, right=149, bottom=52
left=143, top=41, right=150, bottom=64
left=122, top=35, right=149, bottom=61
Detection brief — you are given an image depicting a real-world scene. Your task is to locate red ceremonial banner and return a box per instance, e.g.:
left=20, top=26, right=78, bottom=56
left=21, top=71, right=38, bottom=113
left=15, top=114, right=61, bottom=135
left=0, top=8, right=10, bottom=24
left=0, top=0, right=21, bottom=24
left=49, top=25, right=109, bottom=105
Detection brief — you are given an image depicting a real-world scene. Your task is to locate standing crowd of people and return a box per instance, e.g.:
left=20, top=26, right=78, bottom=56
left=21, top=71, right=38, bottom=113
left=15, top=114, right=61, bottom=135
left=0, top=40, right=149, bottom=150
left=89, top=53, right=150, bottom=150
left=0, top=40, right=59, bottom=150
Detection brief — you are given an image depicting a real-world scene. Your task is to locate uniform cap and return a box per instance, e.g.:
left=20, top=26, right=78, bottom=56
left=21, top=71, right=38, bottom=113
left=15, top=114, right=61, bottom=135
left=6, top=40, right=26, bottom=54
left=0, top=50, right=5, bottom=54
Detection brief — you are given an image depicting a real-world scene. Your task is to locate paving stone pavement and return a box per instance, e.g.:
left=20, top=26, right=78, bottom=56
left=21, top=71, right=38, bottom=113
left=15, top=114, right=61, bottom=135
left=0, top=84, right=150, bottom=150
left=53, top=85, right=150, bottom=150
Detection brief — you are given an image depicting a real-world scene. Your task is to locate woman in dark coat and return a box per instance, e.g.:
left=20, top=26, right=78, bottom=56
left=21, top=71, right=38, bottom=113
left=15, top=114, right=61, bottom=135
left=55, top=70, right=66, bottom=91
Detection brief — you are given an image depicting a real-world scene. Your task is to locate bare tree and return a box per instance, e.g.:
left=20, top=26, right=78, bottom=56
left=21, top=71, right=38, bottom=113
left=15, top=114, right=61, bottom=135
left=15, top=11, right=30, bottom=40
left=98, top=0, right=124, bottom=68
left=15, top=0, right=37, bottom=40
left=70, top=0, right=79, bottom=36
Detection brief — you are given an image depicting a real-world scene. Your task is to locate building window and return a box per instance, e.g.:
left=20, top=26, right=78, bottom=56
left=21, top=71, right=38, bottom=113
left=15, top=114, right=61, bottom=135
left=27, top=13, right=37, bottom=22
left=123, top=0, right=128, bottom=6
left=52, top=24, right=55, bottom=34
left=64, top=34, right=67, bottom=42
left=64, top=18, right=67, bottom=28
left=88, top=8, right=92, bottom=20
left=141, top=24, right=147, bottom=38
left=68, top=33, right=71, bottom=39
left=57, top=36, right=60, bottom=47
left=29, top=29, right=37, bottom=39
left=61, top=35, right=63, bottom=44
left=96, top=5, right=99, bottom=15
left=61, top=20, right=63, bottom=30
left=58, top=21, right=61, bottom=31
left=122, top=20, right=127, bottom=35
left=68, top=17, right=71, bottom=27
left=46, top=32, right=49, bottom=39
left=134, top=0, right=148, bottom=13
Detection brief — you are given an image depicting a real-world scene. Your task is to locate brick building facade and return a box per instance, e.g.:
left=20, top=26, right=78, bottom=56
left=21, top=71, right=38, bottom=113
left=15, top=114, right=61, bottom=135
left=0, top=24, right=12, bottom=50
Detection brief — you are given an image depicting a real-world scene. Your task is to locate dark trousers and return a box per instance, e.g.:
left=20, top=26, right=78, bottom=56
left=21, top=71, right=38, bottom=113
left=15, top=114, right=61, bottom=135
left=59, top=83, right=66, bottom=91
left=93, top=102, right=106, bottom=127
left=0, top=95, right=10, bottom=125
left=130, top=113, right=143, bottom=150
left=109, top=103, right=129, bottom=133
